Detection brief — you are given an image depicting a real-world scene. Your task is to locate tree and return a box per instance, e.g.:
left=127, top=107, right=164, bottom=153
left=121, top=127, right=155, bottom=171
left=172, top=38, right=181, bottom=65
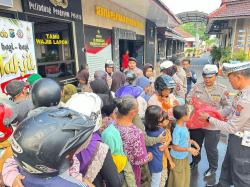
left=180, top=22, right=208, bottom=41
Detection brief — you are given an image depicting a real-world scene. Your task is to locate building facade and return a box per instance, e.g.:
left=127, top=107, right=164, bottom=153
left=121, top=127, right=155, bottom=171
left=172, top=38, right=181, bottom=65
left=207, top=0, right=250, bottom=58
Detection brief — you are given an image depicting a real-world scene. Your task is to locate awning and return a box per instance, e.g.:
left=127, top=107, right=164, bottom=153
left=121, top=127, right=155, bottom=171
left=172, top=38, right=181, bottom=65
left=109, top=0, right=181, bottom=28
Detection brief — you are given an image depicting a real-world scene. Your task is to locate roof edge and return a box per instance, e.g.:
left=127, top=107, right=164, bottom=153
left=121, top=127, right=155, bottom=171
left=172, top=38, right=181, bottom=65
left=153, top=0, right=182, bottom=25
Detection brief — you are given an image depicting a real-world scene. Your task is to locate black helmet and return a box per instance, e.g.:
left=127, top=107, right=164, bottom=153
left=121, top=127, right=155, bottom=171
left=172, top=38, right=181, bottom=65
left=125, top=70, right=136, bottom=84
left=31, top=78, right=61, bottom=108
left=11, top=107, right=95, bottom=177
left=155, top=75, right=176, bottom=93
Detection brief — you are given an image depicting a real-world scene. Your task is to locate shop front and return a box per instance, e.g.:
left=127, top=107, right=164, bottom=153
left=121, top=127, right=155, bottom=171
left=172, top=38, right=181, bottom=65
left=83, top=0, right=145, bottom=77
left=19, top=0, right=84, bottom=84
left=18, top=0, right=84, bottom=84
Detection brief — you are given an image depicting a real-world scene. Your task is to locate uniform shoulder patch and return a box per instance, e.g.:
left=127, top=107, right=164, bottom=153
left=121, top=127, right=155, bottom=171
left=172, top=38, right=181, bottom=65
left=235, top=105, right=244, bottom=117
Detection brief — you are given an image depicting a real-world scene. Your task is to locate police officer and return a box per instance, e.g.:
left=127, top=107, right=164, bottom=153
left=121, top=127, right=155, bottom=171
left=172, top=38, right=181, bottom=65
left=201, top=61, right=250, bottom=187
left=186, top=64, right=231, bottom=177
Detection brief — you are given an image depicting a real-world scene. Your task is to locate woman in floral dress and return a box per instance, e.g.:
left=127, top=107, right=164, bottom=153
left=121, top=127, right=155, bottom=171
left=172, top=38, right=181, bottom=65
left=115, top=96, right=153, bottom=187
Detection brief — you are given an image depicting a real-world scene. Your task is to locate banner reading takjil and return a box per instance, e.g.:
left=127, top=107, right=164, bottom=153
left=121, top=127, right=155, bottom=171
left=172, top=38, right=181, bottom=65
left=0, top=17, right=37, bottom=92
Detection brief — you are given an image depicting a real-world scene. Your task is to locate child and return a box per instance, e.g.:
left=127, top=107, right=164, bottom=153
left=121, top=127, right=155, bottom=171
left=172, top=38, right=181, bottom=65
left=144, top=105, right=165, bottom=187
left=168, top=105, right=200, bottom=187
left=158, top=111, right=175, bottom=187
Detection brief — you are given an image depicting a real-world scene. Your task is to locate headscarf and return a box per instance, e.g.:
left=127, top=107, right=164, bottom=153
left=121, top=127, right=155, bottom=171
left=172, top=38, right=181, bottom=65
left=143, top=63, right=153, bottom=78
left=76, top=132, right=102, bottom=176
left=110, top=71, right=126, bottom=92
left=90, top=79, right=113, bottom=107
left=61, top=84, right=77, bottom=103
left=76, top=68, right=89, bottom=84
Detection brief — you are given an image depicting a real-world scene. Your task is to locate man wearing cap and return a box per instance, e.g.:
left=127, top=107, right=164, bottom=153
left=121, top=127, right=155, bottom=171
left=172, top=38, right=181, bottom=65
left=160, top=60, right=186, bottom=98
left=5, top=80, right=34, bottom=123
left=105, top=60, right=114, bottom=88
left=186, top=64, right=231, bottom=177
left=124, top=57, right=143, bottom=78
left=200, top=62, right=250, bottom=187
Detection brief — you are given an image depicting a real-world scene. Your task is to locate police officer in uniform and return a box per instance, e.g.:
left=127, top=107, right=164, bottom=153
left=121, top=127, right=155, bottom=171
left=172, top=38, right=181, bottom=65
left=201, top=61, right=250, bottom=187
left=187, top=64, right=231, bottom=177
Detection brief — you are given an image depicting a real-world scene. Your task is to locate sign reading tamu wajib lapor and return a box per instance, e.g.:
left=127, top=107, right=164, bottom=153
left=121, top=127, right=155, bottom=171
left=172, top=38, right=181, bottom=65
left=0, top=17, right=37, bottom=92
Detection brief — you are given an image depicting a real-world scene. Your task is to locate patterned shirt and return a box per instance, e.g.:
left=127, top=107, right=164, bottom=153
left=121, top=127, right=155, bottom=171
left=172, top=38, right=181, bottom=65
left=116, top=124, right=148, bottom=166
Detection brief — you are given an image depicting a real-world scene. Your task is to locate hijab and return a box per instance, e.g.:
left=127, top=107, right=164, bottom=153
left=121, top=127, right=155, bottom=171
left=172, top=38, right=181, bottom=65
left=90, top=79, right=113, bottom=107
left=143, top=63, right=153, bottom=78
left=110, top=71, right=126, bottom=92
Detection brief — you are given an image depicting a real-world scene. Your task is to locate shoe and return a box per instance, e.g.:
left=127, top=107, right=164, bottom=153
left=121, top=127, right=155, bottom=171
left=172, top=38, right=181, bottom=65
left=190, top=161, right=199, bottom=169
left=204, top=168, right=216, bottom=177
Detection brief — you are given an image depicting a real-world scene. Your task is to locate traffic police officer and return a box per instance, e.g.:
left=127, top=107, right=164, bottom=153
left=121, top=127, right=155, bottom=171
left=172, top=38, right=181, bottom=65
left=201, top=61, right=250, bottom=187
left=187, top=64, right=231, bottom=177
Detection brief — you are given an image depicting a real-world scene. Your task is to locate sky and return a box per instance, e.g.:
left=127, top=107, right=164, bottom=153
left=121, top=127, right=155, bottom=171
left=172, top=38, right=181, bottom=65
left=162, top=0, right=222, bottom=14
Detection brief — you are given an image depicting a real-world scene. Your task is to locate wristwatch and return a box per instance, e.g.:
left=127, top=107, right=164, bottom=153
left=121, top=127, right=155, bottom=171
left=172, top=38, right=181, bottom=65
left=207, top=116, right=211, bottom=122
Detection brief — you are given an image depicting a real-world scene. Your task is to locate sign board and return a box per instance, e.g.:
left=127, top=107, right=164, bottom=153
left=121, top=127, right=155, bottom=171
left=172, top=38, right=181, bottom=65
left=95, top=5, right=144, bottom=29
left=0, top=17, right=37, bottom=92
left=22, top=0, right=82, bottom=22
left=35, top=33, right=69, bottom=45
left=85, top=26, right=112, bottom=79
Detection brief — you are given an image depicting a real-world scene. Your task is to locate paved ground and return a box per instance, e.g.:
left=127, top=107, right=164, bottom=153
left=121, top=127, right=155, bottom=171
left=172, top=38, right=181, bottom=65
left=189, top=54, right=230, bottom=187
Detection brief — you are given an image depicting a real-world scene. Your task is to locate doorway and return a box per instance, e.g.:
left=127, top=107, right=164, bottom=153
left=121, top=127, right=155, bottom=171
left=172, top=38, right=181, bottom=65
left=119, top=39, right=135, bottom=70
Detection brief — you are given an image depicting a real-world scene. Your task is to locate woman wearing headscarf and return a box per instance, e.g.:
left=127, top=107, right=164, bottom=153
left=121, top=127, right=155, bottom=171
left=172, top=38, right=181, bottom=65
left=60, top=84, right=77, bottom=104
left=76, top=64, right=90, bottom=92
left=90, top=79, right=114, bottom=108
left=143, top=63, right=154, bottom=80
left=110, top=71, right=126, bottom=93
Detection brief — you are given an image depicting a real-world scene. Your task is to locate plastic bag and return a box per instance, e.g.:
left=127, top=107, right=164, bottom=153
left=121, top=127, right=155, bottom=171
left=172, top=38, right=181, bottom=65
left=186, top=97, right=225, bottom=129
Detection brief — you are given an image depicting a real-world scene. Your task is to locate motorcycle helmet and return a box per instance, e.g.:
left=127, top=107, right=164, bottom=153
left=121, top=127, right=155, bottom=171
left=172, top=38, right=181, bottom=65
left=0, top=98, right=17, bottom=142
left=155, top=75, right=176, bottom=94
left=31, top=78, right=61, bottom=108
left=65, top=93, right=102, bottom=132
left=105, top=60, right=114, bottom=68
left=125, top=70, right=136, bottom=85
left=11, top=107, right=95, bottom=177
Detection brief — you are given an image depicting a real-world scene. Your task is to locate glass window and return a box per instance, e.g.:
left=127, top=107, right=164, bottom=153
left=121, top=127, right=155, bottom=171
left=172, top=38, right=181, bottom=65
left=28, top=16, right=75, bottom=80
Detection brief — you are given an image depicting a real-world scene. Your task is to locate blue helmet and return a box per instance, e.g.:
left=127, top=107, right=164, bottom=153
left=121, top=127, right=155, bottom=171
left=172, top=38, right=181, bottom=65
left=154, top=75, right=176, bottom=93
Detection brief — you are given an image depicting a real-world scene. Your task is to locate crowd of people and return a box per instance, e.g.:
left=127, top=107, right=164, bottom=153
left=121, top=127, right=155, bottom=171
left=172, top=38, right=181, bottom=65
left=1, top=55, right=250, bottom=187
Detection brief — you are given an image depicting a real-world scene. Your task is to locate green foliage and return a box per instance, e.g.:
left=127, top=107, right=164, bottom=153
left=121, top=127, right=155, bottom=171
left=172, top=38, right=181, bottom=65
left=220, top=47, right=231, bottom=64
left=232, top=49, right=248, bottom=61
left=205, top=38, right=217, bottom=47
left=180, top=22, right=208, bottom=41
left=210, top=46, right=231, bottom=64
left=210, top=46, right=222, bottom=62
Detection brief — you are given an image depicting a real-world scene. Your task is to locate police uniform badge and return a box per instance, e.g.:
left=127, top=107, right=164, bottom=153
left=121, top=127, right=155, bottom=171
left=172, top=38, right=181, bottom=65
left=235, top=105, right=243, bottom=117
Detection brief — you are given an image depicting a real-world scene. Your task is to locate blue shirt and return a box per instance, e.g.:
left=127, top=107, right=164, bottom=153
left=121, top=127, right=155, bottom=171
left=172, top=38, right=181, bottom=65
left=20, top=170, right=87, bottom=187
left=146, top=128, right=164, bottom=173
left=170, top=124, right=190, bottom=159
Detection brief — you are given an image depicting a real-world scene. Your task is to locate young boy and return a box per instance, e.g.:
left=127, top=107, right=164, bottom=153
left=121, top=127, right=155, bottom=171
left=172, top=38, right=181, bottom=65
left=168, top=105, right=200, bottom=187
